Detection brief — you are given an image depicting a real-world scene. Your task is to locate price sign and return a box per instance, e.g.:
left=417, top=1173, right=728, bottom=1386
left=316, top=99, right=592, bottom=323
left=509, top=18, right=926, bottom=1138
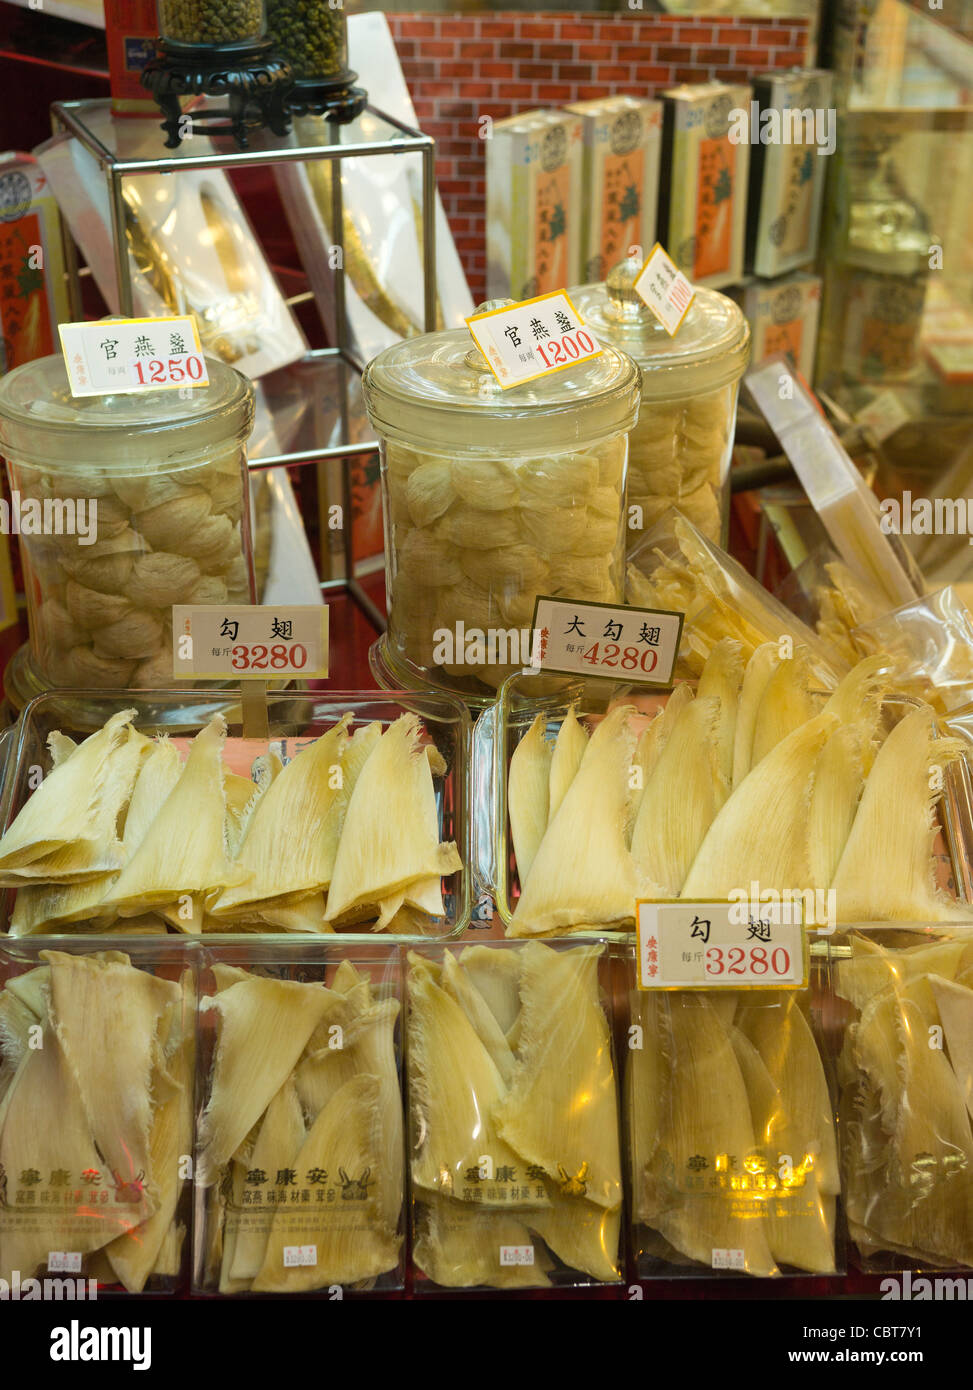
left=636, top=900, right=807, bottom=990
left=528, top=596, right=682, bottom=688
left=47, top=1252, right=82, bottom=1273
left=633, top=243, right=696, bottom=336
left=499, top=1245, right=534, bottom=1267
left=282, top=1245, right=318, bottom=1268
left=59, top=316, right=209, bottom=398
left=172, top=605, right=329, bottom=680
left=466, top=290, right=602, bottom=388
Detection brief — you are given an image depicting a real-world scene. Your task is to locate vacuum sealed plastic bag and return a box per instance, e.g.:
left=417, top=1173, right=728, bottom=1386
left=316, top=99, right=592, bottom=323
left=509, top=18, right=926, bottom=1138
left=0, top=941, right=194, bottom=1293
left=627, top=509, right=843, bottom=683
left=833, top=929, right=973, bottom=1270
left=194, top=947, right=404, bottom=1295
left=626, top=983, right=839, bottom=1277
left=36, top=111, right=306, bottom=382
left=407, top=941, right=623, bottom=1290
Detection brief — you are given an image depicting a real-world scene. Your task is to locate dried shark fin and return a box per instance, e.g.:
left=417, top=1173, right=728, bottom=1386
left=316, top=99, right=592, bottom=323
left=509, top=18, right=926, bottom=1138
left=198, top=974, right=338, bottom=1178
left=871, top=995, right=973, bottom=1265
left=459, top=945, right=522, bottom=1035
left=832, top=707, right=966, bottom=922
left=43, top=950, right=177, bottom=1199
left=750, top=646, right=817, bottom=769
left=526, top=1184, right=621, bottom=1282
left=682, top=712, right=838, bottom=899
left=212, top=716, right=353, bottom=915
left=0, top=1020, right=128, bottom=1282
left=696, top=637, right=743, bottom=787
left=632, top=684, right=694, bottom=807
left=508, top=714, right=552, bottom=888
left=318, top=722, right=382, bottom=872
left=106, top=715, right=247, bottom=911
left=928, top=974, right=973, bottom=1123
left=640, top=993, right=779, bottom=1277
left=252, top=1075, right=400, bottom=1291
left=631, top=695, right=726, bottom=896
left=105, top=1016, right=195, bottom=1293
left=807, top=724, right=866, bottom=890
left=510, top=707, right=647, bottom=936
left=736, top=995, right=838, bottom=1274
left=494, top=943, right=621, bottom=1209
left=408, top=961, right=523, bottom=1202
left=548, top=704, right=588, bottom=823
left=326, top=715, right=461, bottom=927
left=415, top=1195, right=550, bottom=1290
left=0, top=708, right=136, bottom=880
left=224, top=773, right=258, bottom=857
left=227, top=1076, right=306, bottom=1284
left=440, top=950, right=515, bottom=1085
left=732, top=643, right=780, bottom=788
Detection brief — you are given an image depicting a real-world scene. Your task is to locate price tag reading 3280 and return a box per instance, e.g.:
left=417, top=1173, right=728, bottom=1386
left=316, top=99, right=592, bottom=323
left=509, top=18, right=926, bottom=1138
left=636, top=900, right=807, bottom=990
left=172, top=605, right=329, bottom=681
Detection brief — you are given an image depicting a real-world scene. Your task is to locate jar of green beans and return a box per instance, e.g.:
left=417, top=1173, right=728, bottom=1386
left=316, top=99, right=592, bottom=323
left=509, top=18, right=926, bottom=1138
left=267, top=0, right=350, bottom=83
left=156, top=0, right=267, bottom=48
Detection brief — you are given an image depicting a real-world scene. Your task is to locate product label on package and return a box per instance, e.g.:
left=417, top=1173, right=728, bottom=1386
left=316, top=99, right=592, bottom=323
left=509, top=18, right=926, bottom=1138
left=528, top=596, right=682, bottom=687
left=636, top=900, right=807, bottom=990
left=172, top=605, right=329, bottom=680
left=282, top=1245, right=318, bottom=1268
left=466, top=290, right=602, bottom=387
left=634, top=242, right=696, bottom=335
left=855, top=389, right=910, bottom=443
left=499, top=1245, right=534, bottom=1267
left=58, top=316, right=208, bottom=398
left=712, top=1248, right=746, bottom=1271
left=47, top=1252, right=83, bottom=1273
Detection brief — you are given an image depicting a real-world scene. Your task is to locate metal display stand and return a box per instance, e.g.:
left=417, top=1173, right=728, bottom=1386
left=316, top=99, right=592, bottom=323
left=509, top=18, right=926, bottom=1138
left=49, top=97, right=439, bottom=632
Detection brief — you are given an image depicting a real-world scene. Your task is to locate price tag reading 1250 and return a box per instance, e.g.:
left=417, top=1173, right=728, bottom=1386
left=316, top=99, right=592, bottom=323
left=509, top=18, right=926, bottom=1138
left=635, top=900, right=807, bottom=991
left=172, top=605, right=329, bottom=681
left=58, top=316, right=209, bottom=398
left=466, top=290, right=602, bottom=388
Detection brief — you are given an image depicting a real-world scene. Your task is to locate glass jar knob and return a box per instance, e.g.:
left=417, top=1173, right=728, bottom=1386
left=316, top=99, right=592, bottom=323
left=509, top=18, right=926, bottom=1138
left=605, top=257, right=652, bottom=324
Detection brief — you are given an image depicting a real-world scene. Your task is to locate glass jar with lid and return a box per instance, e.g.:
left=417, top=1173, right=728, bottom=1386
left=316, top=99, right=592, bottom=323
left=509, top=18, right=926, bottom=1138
left=0, top=352, right=255, bottom=706
left=362, top=311, right=641, bottom=700
left=572, top=258, right=750, bottom=546
left=156, top=0, right=267, bottom=49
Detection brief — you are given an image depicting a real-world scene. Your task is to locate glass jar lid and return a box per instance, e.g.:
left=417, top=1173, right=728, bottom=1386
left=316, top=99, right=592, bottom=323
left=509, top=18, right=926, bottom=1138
left=0, top=351, right=255, bottom=473
left=362, top=310, right=641, bottom=454
left=571, top=257, right=751, bottom=401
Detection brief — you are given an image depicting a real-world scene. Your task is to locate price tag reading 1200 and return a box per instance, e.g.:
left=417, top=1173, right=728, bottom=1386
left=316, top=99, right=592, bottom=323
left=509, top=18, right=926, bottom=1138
left=172, top=605, right=329, bottom=680
left=635, top=900, right=807, bottom=991
left=466, top=290, right=602, bottom=388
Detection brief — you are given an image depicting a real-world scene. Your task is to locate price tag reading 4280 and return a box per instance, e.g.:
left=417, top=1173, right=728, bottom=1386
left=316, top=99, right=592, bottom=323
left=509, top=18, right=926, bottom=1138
left=636, top=900, right=807, bottom=991
left=466, top=290, right=602, bottom=388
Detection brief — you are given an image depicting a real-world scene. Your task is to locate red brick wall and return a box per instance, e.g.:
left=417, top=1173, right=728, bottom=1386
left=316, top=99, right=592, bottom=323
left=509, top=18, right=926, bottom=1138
left=387, top=12, right=814, bottom=301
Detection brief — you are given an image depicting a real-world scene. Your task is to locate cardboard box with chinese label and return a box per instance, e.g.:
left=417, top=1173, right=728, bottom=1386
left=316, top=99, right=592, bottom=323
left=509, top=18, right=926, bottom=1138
left=745, top=70, right=834, bottom=278
left=105, top=0, right=160, bottom=118
left=658, top=83, right=752, bottom=291
left=486, top=109, right=583, bottom=301
left=0, top=153, right=69, bottom=378
left=564, top=96, right=662, bottom=283
left=735, top=271, right=821, bottom=382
